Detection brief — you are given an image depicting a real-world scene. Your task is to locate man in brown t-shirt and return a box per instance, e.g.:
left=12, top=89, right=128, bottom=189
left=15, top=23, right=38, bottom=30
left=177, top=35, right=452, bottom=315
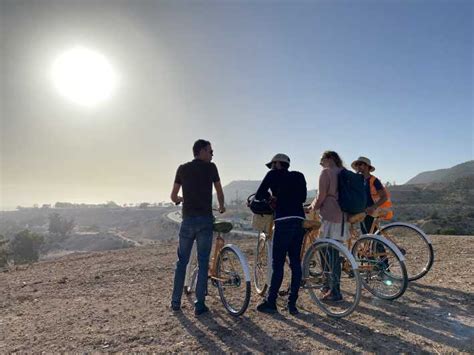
left=170, top=139, right=225, bottom=315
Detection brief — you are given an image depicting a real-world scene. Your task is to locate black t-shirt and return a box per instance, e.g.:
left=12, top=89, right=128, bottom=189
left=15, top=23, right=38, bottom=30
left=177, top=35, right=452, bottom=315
left=365, top=176, right=384, bottom=207
left=174, top=159, right=220, bottom=218
left=255, top=169, right=307, bottom=220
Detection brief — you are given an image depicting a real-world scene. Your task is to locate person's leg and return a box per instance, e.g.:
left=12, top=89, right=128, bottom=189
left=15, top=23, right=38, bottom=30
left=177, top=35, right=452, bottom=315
left=287, top=221, right=304, bottom=307
left=194, top=217, right=214, bottom=309
left=266, top=221, right=291, bottom=306
left=361, top=215, right=374, bottom=234
left=171, top=220, right=196, bottom=308
left=330, top=248, right=342, bottom=296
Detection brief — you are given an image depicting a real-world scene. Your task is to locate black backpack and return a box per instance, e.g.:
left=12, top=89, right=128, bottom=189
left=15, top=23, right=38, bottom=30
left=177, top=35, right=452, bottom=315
left=337, top=169, right=367, bottom=214
left=247, top=194, right=274, bottom=215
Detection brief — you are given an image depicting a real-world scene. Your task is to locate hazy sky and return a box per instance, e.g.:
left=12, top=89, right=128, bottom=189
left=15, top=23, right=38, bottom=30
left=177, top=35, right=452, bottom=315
left=1, top=0, right=472, bottom=209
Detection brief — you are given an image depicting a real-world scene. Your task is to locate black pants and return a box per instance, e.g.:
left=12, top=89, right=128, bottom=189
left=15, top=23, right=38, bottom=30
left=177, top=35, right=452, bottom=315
left=267, top=219, right=304, bottom=306
left=361, top=215, right=389, bottom=269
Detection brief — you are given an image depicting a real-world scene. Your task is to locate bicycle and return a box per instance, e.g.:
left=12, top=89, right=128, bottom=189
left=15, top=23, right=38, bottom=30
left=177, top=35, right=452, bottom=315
left=184, top=219, right=252, bottom=316
left=372, top=219, right=434, bottom=281
left=346, top=211, right=409, bottom=300
left=253, top=205, right=362, bottom=318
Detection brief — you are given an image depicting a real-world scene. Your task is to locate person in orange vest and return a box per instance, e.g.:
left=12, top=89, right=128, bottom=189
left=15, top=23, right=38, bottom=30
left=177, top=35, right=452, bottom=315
left=351, top=156, right=393, bottom=234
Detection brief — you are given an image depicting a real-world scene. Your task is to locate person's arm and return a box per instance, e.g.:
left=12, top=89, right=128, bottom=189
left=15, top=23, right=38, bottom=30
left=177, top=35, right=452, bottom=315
left=367, top=179, right=387, bottom=214
left=299, top=173, right=307, bottom=204
left=310, top=170, right=329, bottom=211
left=170, top=183, right=183, bottom=205
left=171, top=165, right=184, bottom=205
left=255, top=171, right=273, bottom=201
left=214, top=180, right=226, bottom=213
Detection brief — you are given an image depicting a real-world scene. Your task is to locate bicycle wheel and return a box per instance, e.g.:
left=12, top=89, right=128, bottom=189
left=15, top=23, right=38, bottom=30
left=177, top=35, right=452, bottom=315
left=184, top=244, right=198, bottom=295
left=254, top=232, right=272, bottom=296
left=302, top=239, right=361, bottom=318
left=352, top=234, right=408, bottom=300
left=376, top=223, right=434, bottom=281
left=216, top=245, right=251, bottom=316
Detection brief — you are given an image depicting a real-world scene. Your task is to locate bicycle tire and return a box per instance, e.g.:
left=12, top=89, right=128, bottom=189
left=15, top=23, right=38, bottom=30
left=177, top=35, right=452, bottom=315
left=216, top=245, right=251, bottom=316
left=376, top=222, right=434, bottom=281
left=254, top=232, right=272, bottom=296
left=302, top=238, right=361, bottom=318
left=352, top=234, right=408, bottom=300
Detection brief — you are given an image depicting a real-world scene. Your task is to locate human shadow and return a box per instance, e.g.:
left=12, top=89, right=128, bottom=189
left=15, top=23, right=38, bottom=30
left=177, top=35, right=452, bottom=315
left=210, top=312, right=297, bottom=353
left=175, top=311, right=226, bottom=353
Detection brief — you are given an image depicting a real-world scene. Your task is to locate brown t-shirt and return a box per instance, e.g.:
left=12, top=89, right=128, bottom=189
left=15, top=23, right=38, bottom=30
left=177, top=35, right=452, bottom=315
left=174, top=159, right=220, bottom=218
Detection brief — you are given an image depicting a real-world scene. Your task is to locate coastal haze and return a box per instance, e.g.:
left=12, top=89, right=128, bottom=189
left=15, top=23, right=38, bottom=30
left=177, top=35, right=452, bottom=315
left=1, top=0, right=472, bottom=210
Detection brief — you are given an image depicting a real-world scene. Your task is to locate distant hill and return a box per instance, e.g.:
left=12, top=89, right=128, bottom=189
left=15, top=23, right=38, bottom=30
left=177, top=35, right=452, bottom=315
left=405, top=160, right=474, bottom=185
left=220, top=180, right=317, bottom=204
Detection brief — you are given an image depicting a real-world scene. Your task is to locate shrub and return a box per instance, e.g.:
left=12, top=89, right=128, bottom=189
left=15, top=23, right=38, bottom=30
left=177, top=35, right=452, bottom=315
left=10, top=230, right=44, bottom=265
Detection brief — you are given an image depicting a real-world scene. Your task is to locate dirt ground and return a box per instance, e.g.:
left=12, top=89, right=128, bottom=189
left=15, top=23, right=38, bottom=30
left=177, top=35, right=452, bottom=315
left=1, top=235, right=473, bottom=353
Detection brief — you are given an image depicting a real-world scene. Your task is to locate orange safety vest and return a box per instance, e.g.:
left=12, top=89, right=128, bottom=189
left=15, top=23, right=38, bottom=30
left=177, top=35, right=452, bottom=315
left=369, top=175, right=393, bottom=220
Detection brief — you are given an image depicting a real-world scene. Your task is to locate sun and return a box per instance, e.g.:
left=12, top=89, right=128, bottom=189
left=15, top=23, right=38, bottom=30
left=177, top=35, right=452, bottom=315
left=51, top=46, right=118, bottom=107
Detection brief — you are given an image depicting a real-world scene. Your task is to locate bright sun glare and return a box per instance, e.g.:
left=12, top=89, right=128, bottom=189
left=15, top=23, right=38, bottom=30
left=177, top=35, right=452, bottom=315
left=51, top=46, right=118, bottom=107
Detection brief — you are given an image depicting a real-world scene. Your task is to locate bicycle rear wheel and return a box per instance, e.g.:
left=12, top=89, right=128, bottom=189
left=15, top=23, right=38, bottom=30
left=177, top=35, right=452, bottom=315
left=352, top=234, right=408, bottom=300
left=216, top=245, right=251, bottom=316
left=377, top=223, right=434, bottom=281
left=302, top=239, right=361, bottom=318
left=254, top=233, right=272, bottom=296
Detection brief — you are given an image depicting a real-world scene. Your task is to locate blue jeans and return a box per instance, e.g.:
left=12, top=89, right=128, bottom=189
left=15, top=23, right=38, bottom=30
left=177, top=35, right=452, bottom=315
left=171, top=216, right=213, bottom=307
left=267, top=219, right=305, bottom=306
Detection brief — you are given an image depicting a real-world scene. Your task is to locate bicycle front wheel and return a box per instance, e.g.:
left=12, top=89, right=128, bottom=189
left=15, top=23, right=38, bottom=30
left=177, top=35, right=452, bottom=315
left=216, top=245, right=251, bottom=316
left=302, top=239, right=361, bottom=318
left=352, top=234, right=408, bottom=300
left=377, top=223, right=434, bottom=281
left=254, top=232, right=272, bottom=296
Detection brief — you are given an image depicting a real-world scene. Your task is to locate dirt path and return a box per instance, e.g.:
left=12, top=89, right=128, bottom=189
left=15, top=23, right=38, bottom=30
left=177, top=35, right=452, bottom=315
left=1, top=235, right=473, bottom=352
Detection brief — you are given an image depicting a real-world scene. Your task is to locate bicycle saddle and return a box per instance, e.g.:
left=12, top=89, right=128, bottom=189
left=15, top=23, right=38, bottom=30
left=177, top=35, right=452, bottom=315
left=213, top=221, right=234, bottom=233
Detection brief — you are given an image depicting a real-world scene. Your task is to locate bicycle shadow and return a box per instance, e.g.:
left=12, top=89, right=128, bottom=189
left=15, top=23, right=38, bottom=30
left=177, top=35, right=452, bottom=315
left=408, top=282, right=474, bottom=318
left=355, top=295, right=474, bottom=352
left=294, top=308, right=422, bottom=353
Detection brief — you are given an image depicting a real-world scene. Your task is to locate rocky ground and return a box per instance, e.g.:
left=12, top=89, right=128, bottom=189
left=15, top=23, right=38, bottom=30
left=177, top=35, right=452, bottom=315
left=1, top=235, right=473, bottom=353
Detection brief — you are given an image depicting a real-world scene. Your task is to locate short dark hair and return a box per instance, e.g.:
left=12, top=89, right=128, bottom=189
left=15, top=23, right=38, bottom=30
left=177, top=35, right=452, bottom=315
left=193, top=139, right=211, bottom=157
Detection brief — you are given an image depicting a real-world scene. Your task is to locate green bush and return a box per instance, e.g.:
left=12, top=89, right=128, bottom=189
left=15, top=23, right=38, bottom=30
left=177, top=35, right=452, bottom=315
left=0, top=235, right=8, bottom=267
left=10, top=230, right=44, bottom=265
left=438, top=227, right=458, bottom=235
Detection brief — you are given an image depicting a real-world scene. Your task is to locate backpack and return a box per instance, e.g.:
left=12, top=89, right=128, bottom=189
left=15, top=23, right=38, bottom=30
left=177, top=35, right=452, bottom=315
left=337, top=169, right=367, bottom=214
left=247, top=194, right=274, bottom=215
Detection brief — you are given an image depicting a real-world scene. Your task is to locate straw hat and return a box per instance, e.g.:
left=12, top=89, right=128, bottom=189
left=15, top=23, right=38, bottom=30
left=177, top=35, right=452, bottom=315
left=351, top=156, right=375, bottom=172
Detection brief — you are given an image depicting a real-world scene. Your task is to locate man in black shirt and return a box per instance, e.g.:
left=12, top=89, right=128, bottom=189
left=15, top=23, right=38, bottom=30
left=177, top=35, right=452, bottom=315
left=170, top=139, right=225, bottom=315
left=255, top=153, right=307, bottom=315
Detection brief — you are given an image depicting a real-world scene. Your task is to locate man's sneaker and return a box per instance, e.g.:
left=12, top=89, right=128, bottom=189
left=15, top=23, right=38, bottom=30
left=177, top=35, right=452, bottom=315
left=171, top=302, right=181, bottom=311
left=194, top=303, right=209, bottom=316
left=256, top=300, right=278, bottom=314
left=288, top=304, right=299, bottom=315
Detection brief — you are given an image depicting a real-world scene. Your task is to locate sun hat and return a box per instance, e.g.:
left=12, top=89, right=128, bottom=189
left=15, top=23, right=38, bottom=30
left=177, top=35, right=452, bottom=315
left=265, top=153, right=290, bottom=169
left=351, top=156, right=375, bottom=172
